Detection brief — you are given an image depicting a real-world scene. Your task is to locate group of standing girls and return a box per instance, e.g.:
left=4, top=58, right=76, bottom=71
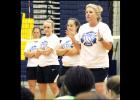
left=24, top=3, right=113, bottom=99
left=24, top=20, right=60, bottom=99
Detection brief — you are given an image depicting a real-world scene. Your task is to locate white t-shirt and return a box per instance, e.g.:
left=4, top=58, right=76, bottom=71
left=24, top=41, right=39, bottom=67
left=60, top=36, right=80, bottom=66
left=37, top=34, right=60, bottom=67
left=75, top=22, right=113, bottom=68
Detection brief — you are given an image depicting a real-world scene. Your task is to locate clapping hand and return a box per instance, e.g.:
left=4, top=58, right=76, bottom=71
left=97, top=29, right=103, bottom=41
left=66, top=29, right=75, bottom=39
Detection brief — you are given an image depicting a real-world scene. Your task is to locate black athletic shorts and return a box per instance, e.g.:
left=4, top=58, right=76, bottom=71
left=37, top=65, right=59, bottom=83
left=26, top=67, right=37, bottom=80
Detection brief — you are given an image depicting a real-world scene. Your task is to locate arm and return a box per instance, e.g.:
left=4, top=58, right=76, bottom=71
left=71, top=37, right=81, bottom=53
left=66, top=30, right=81, bottom=53
left=97, top=25, right=113, bottom=51
left=56, top=48, right=69, bottom=56
left=25, top=51, right=40, bottom=58
left=38, top=47, right=53, bottom=56
left=24, top=43, right=35, bottom=58
left=34, top=50, right=41, bottom=58
left=99, top=40, right=113, bottom=50
left=24, top=51, right=35, bottom=58
left=64, top=47, right=79, bottom=56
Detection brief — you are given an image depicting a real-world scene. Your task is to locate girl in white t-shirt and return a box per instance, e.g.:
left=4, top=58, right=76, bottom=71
left=36, top=20, right=60, bottom=99
left=66, top=4, right=113, bottom=95
left=24, top=27, right=41, bottom=95
left=56, top=18, right=81, bottom=76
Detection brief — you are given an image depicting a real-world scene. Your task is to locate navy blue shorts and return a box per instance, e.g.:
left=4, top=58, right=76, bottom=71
left=26, top=67, right=37, bottom=80
left=37, top=65, right=59, bottom=83
left=90, top=68, right=109, bottom=83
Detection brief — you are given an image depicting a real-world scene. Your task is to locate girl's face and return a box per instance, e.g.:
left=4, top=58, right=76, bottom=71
left=85, top=7, right=98, bottom=22
left=43, top=22, right=53, bottom=36
left=67, top=20, right=77, bottom=33
left=33, top=28, right=40, bottom=39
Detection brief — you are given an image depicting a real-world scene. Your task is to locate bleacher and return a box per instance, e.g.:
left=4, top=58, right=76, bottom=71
left=60, top=1, right=112, bottom=37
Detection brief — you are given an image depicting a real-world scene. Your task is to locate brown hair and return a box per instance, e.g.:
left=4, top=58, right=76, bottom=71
left=68, top=18, right=81, bottom=32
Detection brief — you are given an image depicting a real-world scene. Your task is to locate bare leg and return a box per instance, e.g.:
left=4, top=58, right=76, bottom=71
left=95, top=82, right=107, bottom=95
left=49, top=83, right=59, bottom=97
left=28, top=80, right=36, bottom=95
left=38, top=83, right=47, bottom=99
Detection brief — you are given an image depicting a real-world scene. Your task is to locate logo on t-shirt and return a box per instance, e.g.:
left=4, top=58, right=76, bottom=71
left=30, top=45, right=37, bottom=51
left=62, top=40, right=73, bottom=48
left=41, top=41, right=48, bottom=50
left=81, top=31, right=96, bottom=46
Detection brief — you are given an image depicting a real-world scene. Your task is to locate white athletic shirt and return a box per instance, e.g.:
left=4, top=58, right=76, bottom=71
left=75, top=22, right=113, bottom=68
left=60, top=36, right=80, bottom=66
left=37, top=34, right=60, bottom=67
left=24, top=41, right=39, bottom=67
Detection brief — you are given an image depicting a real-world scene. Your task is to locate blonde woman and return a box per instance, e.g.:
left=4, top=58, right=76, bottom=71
left=67, top=3, right=113, bottom=95
left=36, top=20, right=60, bottom=99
